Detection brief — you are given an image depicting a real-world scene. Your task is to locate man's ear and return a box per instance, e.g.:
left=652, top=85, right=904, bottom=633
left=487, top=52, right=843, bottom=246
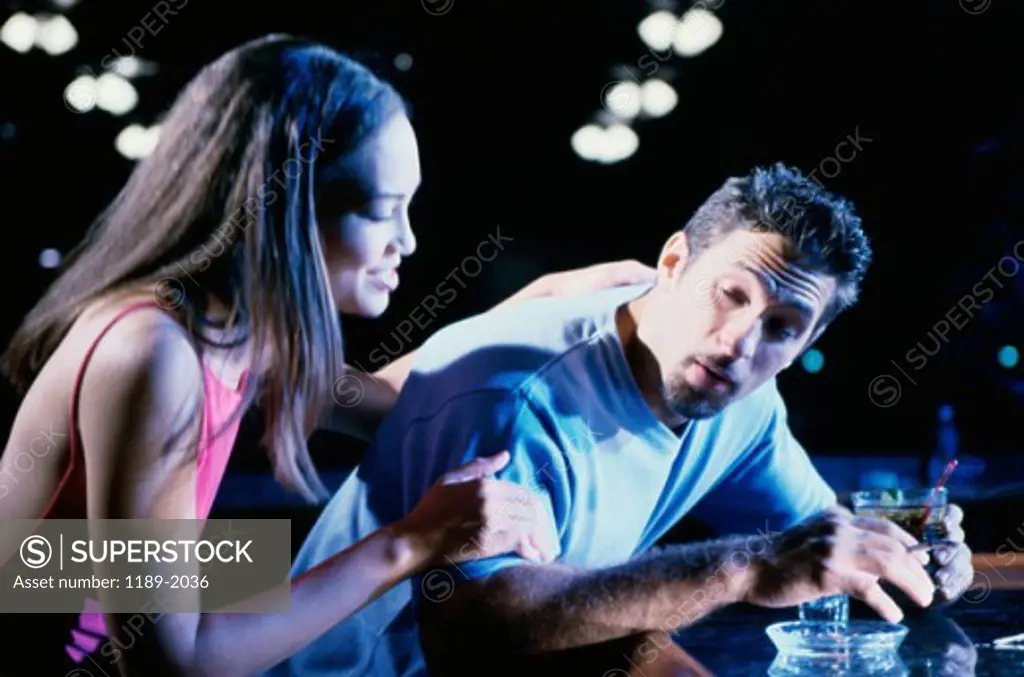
left=807, top=322, right=828, bottom=348
left=658, top=230, right=690, bottom=281
left=787, top=324, right=829, bottom=369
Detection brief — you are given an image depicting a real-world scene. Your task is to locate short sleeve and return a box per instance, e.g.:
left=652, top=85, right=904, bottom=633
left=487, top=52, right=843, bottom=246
left=442, top=394, right=566, bottom=582
left=688, top=388, right=837, bottom=535
left=397, top=392, right=565, bottom=590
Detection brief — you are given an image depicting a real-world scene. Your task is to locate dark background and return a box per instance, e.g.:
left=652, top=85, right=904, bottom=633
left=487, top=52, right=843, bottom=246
left=1, top=0, right=1021, bottom=548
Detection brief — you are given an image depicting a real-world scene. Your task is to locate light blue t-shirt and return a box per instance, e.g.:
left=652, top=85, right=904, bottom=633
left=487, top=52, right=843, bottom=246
left=269, top=284, right=835, bottom=676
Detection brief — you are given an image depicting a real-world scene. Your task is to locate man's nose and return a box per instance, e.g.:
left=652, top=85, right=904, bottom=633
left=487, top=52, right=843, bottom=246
left=718, top=313, right=760, bottom=360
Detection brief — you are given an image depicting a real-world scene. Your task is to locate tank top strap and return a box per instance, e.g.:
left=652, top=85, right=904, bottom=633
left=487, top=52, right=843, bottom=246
left=42, top=301, right=193, bottom=518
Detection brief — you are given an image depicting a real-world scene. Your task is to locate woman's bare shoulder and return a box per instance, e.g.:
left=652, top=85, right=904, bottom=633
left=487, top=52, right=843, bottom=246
left=72, top=295, right=205, bottom=489
left=77, top=294, right=203, bottom=404
left=44, top=290, right=198, bottom=389
left=0, top=290, right=203, bottom=518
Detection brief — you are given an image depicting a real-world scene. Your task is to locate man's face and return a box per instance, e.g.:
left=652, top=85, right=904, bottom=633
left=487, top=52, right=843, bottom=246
left=636, top=228, right=836, bottom=419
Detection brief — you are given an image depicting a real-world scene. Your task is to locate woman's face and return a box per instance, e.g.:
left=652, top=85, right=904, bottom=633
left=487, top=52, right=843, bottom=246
left=319, top=114, right=421, bottom=318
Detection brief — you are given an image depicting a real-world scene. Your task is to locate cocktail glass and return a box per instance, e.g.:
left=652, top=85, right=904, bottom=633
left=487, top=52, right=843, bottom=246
left=798, top=488, right=948, bottom=622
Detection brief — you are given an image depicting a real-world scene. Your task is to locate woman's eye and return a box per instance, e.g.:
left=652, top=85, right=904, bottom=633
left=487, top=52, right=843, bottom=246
left=362, top=200, right=398, bottom=221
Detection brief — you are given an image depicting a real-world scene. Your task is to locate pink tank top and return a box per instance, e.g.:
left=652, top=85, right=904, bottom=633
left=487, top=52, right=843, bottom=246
left=46, top=300, right=248, bottom=664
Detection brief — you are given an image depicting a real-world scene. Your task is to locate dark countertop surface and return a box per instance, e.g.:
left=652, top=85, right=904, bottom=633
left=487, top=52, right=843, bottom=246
left=672, top=590, right=1024, bottom=676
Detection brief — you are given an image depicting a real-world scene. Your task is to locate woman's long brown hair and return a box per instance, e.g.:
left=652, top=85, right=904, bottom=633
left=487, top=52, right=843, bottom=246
left=0, top=34, right=406, bottom=502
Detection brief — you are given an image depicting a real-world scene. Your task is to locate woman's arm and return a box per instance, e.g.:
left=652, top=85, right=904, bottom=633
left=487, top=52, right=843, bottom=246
left=78, top=311, right=553, bottom=677
left=486, top=259, right=655, bottom=312
left=332, top=259, right=657, bottom=425
left=320, top=365, right=404, bottom=441
left=320, top=259, right=656, bottom=438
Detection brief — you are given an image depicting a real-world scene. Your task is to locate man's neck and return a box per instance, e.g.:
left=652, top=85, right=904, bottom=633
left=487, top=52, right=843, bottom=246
left=615, top=296, right=687, bottom=430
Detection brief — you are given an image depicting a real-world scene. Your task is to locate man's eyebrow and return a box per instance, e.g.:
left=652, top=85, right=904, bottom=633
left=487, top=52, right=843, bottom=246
left=738, top=263, right=817, bottom=318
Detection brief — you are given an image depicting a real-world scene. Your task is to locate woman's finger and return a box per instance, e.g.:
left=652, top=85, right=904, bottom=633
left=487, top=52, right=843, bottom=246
left=462, top=526, right=533, bottom=561
left=603, top=260, right=656, bottom=285
left=440, top=451, right=510, bottom=484
left=468, top=528, right=552, bottom=564
left=527, top=526, right=558, bottom=563
left=477, top=484, right=557, bottom=563
left=482, top=479, right=540, bottom=518
left=515, top=534, right=546, bottom=563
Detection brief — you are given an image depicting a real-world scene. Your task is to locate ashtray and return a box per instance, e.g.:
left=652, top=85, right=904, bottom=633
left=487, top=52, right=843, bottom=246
left=766, top=621, right=910, bottom=676
left=767, top=621, right=909, bottom=656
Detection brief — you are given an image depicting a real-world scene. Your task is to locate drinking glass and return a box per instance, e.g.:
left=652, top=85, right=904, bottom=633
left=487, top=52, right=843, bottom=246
left=799, top=592, right=849, bottom=622
left=850, top=487, right=949, bottom=540
left=799, top=487, right=948, bottom=622
left=851, top=487, right=949, bottom=577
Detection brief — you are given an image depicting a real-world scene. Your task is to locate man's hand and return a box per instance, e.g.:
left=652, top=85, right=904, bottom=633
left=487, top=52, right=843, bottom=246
left=932, top=503, right=973, bottom=604
left=744, top=505, right=935, bottom=622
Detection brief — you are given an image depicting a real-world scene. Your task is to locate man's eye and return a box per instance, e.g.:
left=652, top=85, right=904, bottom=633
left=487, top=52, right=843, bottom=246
left=766, top=317, right=799, bottom=340
left=719, top=285, right=747, bottom=305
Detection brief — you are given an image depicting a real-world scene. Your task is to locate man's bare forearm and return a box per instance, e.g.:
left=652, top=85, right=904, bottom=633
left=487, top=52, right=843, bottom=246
left=423, top=534, right=761, bottom=658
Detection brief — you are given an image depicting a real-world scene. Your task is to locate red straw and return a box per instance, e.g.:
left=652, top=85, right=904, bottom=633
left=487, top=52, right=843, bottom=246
left=919, top=458, right=958, bottom=532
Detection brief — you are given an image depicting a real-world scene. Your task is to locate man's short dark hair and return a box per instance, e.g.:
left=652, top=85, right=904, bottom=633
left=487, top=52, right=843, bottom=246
left=683, top=162, right=873, bottom=326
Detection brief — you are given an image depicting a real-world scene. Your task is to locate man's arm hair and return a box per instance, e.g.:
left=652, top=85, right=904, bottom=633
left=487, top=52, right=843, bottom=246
left=420, top=534, right=760, bottom=666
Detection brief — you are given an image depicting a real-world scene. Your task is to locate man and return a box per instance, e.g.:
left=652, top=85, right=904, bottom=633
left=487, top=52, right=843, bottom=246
left=273, top=164, right=973, bottom=676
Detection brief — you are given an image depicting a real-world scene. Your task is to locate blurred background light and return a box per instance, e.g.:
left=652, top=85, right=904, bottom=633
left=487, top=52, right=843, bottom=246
left=38, top=248, right=62, bottom=269
left=998, top=345, right=1019, bottom=369
left=603, top=81, right=642, bottom=118
left=1, top=12, right=37, bottom=53
left=394, top=52, right=413, bottom=71
left=34, top=14, right=77, bottom=55
left=115, top=123, right=161, bottom=159
left=108, top=56, right=159, bottom=78
left=801, top=348, right=825, bottom=374
left=571, top=123, right=639, bottom=164
left=63, top=74, right=96, bottom=112
left=584, top=5, right=720, bottom=167
left=673, top=8, right=723, bottom=57
left=95, top=73, right=139, bottom=115
left=637, top=10, right=678, bottom=52
left=571, top=124, right=605, bottom=162
left=640, top=79, right=678, bottom=117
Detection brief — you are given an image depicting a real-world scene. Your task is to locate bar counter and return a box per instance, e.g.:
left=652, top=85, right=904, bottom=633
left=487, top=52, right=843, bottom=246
left=468, top=554, right=1024, bottom=676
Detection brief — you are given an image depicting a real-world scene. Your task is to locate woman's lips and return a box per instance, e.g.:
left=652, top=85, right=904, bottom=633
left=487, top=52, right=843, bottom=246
left=370, top=268, right=399, bottom=292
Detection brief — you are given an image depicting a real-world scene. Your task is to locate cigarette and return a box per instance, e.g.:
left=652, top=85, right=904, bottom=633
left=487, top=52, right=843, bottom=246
left=906, top=540, right=958, bottom=553
left=993, top=632, right=1024, bottom=647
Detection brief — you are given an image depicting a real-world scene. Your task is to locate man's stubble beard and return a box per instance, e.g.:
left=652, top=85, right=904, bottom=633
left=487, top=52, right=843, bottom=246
left=664, top=372, right=729, bottom=420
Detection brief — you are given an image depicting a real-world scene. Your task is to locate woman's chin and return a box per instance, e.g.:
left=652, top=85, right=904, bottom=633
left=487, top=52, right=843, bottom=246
left=353, top=290, right=391, bottom=318
left=333, top=284, right=392, bottom=318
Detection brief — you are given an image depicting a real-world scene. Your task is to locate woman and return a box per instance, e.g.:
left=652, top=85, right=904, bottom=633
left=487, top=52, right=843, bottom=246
left=0, top=34, right=653, bottom=676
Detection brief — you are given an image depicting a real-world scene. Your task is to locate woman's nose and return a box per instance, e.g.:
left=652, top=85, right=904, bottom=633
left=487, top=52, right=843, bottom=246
left=395, top=211, right=416, bottom=257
